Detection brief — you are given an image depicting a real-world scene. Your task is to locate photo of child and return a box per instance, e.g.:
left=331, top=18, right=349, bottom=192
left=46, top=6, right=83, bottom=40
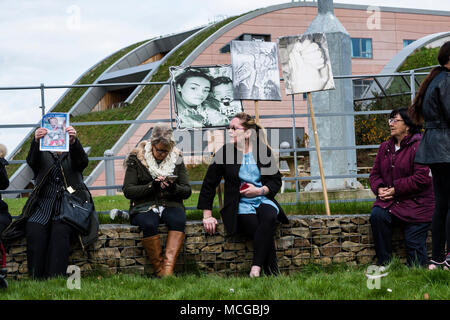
left=40, top=113, right=70, bottom=152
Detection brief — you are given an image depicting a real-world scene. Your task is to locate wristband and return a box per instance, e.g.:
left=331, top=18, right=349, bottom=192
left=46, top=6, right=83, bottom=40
left=260, top=187, right=265, bottom=196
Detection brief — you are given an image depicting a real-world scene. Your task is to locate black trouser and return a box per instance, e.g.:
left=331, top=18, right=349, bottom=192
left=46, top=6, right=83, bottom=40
left=0, top=213, right=11, bottom=236
left=26, top=220, right=74, bottom=279
left=430, top=163, right=450, bottom=262
left=130, top=207, right=186, bottom=238
left=370, top=206, right=430, bottom=267
left=238, top=203, right=279, bottom=275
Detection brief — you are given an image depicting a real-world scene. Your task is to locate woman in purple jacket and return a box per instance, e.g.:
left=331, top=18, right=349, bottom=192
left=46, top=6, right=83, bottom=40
left=369, top=107, right=434, bottom=267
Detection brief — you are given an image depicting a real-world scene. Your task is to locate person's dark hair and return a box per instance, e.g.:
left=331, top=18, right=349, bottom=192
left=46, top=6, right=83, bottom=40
left=174, top=68, right=213, bottom=88
left=409, top=41, right=450, bottom=124
left=211, top=76, right=232, bottom=88
left=390, top=107, right=422, bottom=135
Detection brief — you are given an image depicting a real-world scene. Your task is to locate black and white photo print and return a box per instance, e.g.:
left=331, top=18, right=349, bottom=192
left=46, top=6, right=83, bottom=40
left=170, top=65, right=243, bottom=129
left=278, top=33, right=335, bottom=94
left=230, top=40, right=282, bottom=101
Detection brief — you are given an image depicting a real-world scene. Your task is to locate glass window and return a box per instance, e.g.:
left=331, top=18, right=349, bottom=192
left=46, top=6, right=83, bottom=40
left=403, top=39, right=415, bottom=47
left=351, top=38, right=373, bottom=58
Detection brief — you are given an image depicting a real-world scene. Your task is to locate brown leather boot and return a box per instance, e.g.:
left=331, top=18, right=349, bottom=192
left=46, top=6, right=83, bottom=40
left=159, top=231, right=185, bottom=277
left=142, top=235, right=163, bottom=276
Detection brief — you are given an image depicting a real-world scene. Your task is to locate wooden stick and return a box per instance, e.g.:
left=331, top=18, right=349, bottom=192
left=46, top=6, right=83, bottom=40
left=211, top=131, right=223, bottom=210
left=254, top=100, right=260, bottom=125
left=307, top=92, right=331, bottom=216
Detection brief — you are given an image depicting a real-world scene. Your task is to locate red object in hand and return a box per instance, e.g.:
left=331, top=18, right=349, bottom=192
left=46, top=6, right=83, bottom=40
left=240, top=182, right=249, bottom=191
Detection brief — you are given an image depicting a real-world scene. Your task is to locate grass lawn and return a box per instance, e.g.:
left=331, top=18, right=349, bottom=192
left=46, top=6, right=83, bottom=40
left=0, top=260, right=448, bottom=300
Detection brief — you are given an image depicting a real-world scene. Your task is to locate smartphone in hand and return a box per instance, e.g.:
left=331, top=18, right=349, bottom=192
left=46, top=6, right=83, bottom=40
left=240, top=182, right=249, bottom=191
left=166, top=175, right=178, bottom=182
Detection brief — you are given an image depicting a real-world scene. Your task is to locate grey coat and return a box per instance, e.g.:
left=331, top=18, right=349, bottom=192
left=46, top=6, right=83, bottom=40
left=415, top=69, right=450, bottom=164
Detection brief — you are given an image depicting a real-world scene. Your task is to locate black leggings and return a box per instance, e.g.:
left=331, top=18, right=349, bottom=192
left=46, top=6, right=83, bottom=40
left=26, top=220, right=74, bottom=279
left=238, top=203, right=279, bottom=275
left=130, top=207, right=186, bottom=238
left=430, top=163, right=450, bottom=262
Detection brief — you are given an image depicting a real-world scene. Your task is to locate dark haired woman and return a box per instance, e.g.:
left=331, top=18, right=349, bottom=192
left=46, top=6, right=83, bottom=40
left=174, top=68, right=228, bottom=128
left=409, top=41, right=450, bottom=269
left=369, top=108, right=434, bottom=267
left=198, top=112, right=289, bottom=277
left=2, top=126, right=98, bottom=279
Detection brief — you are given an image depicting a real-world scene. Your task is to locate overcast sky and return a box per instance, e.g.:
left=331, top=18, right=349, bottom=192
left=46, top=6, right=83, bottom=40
left=0, top=0, right=449, bottom=157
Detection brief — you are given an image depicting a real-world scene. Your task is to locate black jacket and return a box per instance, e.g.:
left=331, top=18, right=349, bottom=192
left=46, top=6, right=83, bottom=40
left=122, top=141, right=192, bottom=217
left=1, top=138, right=99, bottom=248
left=415, top=68, right=450, bottom=164
left=197, top=143, right=289, bottom=235
left=0, top=158, right=11, bottom=216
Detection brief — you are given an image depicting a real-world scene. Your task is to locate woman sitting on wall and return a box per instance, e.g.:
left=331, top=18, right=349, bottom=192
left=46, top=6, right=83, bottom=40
left=369, top=107, right=434, bottom=267
left=122, top=123, right=191, bottom=277
left=198, top=112, right=289, bottom=277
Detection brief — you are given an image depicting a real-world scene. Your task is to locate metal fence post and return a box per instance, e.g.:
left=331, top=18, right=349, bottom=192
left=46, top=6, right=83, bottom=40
left=410, top=70, right=416, bottom=103
left=104, top=149, right=116, bottom=196
left=40, top=83, right=46, bottom=117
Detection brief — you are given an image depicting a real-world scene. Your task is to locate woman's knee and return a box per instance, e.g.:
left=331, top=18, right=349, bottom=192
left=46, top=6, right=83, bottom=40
left=370, top=206, right=390, bottom=224
left=164, top=207, right=186, bottom=232
left=131, top=214, right=159, bottom=237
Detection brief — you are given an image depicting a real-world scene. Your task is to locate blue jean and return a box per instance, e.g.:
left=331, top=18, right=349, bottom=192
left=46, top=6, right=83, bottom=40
left=369, top=206, right=430, bottom=267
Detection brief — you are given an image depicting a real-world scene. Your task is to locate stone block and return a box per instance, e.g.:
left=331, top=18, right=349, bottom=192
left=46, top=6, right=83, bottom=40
left=290, top=227, right=311, bottom=238
left=276, top=236, right=294, bottom=250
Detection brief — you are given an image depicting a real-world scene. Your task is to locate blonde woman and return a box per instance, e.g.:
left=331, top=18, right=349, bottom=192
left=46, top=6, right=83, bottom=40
left=198, top=113, right=289, bottom=277
left=123, top=123, right=191, bottom=277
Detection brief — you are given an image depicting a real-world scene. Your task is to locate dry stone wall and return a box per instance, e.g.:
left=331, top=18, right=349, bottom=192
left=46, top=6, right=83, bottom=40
left=4, top=214, right=432, bottom=278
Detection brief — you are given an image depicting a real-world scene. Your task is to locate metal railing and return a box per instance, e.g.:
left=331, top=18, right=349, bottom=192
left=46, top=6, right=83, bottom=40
left=0, top=69, right=429, bottom=205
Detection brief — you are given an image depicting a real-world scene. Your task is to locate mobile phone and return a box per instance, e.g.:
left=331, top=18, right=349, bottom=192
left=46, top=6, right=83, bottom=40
left=166, top=175, right=178, bottom=180
left=240, top=182, right=249, bottom=191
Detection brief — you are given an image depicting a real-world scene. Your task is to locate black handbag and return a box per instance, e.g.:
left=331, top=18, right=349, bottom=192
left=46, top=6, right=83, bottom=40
left=59, top=165, right=93, bottom=235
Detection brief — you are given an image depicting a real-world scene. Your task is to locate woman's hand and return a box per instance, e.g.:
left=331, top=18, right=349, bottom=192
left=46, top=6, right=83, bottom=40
left=378, top=187, right=395, bottom=201
left=66, top=126, right=77, bottom=144
left=155, top=176, right=170, bottom=189
left=34, top=127, right=47, bottom=142
left=203, top=210, right=217, bottom=235
left=240, top=183, right=265, bottom=198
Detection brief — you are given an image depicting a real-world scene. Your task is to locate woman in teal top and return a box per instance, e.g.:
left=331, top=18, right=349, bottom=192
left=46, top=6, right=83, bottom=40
left=199, top=112, right=289, bottom=277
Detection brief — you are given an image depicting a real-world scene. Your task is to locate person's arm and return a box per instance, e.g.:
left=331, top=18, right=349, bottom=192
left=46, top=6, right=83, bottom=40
left=369, top=144, right=386, bottom=196
left=392, top=144, right=433, bottom=196
left=69, top=138, right=88, bottom=172
left=122, top=159, right=158, bottom=200
left=27, top=131, right=45, bottom=173
left=0, top=158, right=9, bottom=190
left=438, top=74, right=450, bottom=124
left=197, top=149, right=225, bottom=211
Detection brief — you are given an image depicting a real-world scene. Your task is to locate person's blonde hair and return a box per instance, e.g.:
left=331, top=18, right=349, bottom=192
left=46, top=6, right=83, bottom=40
left=150, top=123, right=176, bottom=151
left=0, top=144, right=7, bottom=158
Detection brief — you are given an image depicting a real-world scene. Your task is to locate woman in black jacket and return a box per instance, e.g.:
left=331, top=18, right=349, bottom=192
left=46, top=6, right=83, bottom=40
left=123, top=123, right=191, bottom=277
left=0, top=144, right=12, bottom=236
left=23, top=125, right=95, bottom=279
left=409, top=41, right=450, bottom=269
left=198, top=112, right=289, bottom=277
